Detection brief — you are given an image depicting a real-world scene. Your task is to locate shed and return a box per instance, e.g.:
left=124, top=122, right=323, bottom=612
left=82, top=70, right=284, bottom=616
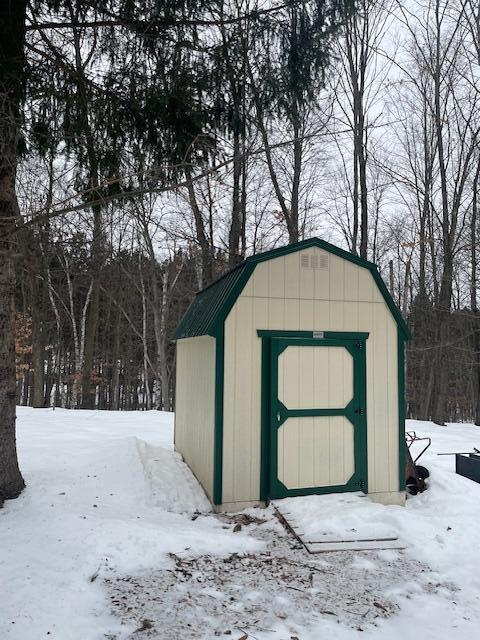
left=174, top=238, right=411, bottom=512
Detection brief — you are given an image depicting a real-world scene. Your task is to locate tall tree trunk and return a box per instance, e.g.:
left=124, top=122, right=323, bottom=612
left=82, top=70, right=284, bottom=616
left=111, top=314, right=121, bottom=411
left=358, top=130, right=368, bottom=258
left=290, top=105, right=302, bottom=242
left=431, top=7, right=454, bottom=426
left=184, top=165, right=213, bottom=286
left=81, top=223, right=101, bottom=409
left=228, top=122, right=243, bottom=266
left=471, top=156, right=480, bottom=425
left=31, top=292, right=45, bottom=408
left=0, top=0, right=26, bottom=503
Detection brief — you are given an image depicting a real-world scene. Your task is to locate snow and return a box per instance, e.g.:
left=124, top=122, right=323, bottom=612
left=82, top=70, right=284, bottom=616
left=1, top=410, right=480, bottom=639
left=273, top=493, right=401, bottom=542
left=0, top=408, right=261, bottom=640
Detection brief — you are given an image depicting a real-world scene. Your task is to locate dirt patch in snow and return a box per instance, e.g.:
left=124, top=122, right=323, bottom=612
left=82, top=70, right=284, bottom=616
left=104, top=511, right=455, bottom=640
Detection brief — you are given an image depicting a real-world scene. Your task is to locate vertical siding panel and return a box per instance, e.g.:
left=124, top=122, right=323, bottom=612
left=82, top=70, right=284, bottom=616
left=314, top=250, right=330, bottom=300
left=299, top=250, right=314, bottom=299
left=250, top=298, right=268, bottom=499
left=279, top=347, right=301, bottom=408
left=284, top=298, right=300, bottom=330
left=358, top=269, right=374, bottom=302
left=358, top=302, right=375, bottom=491
left=372, top=304, right=390, bottom=492
left=299, top=416, right=315, bottom=487
left=299, top=298, right=314, bottom=330
left=268, top=298, right=285, bottom=330
left=232, top=297, right=254, bottom=501
left=268, top=256, right=285, bottom=298
left=342, top=301, right=359, bottom=332
left=314, top=300, right=329, bottom=330
left=387, top=322, right=399, bottom=492
left=284, top=251, right=300, bottom=298
left=313, top=347, right=329, bottom=408
left=329, top=301, right=344, bottom=330
left=175, top=336, right=216, bottom=500
left=328, top=348, right=344, bottom=408
left=330, top=255, right=345, bottom=301
left=372, top=271, right=386, bottom=303
left=252, top=262, right=269, bottom=297
left=313, top=418, right=330, bottom=486
left=242, top=272, right=254, bottom=296
left=330, top=416, right=341, bottom=484
left=344, top=261, right=359, bottom=301
left=299, top=347, right=314, bottom=409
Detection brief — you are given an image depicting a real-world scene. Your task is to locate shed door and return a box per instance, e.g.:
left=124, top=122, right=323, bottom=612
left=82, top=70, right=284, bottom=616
left=268, top=336, right=367, bottom=499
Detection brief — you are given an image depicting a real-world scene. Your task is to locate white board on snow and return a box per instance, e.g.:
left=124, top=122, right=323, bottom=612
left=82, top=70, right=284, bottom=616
left=274, top=493, right=406, bottom=553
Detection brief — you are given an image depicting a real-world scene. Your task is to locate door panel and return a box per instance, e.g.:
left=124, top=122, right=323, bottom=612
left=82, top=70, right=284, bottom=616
left=278, top=346, right=353, bottom=409
left=269, top=335, right=367, bottom=499
left=278, top=416, right=354, bottom=489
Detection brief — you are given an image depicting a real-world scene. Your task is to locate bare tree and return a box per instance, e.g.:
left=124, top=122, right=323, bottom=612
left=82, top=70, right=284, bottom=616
left=0, top=1, right=26, bottom=503
left=333, top=0, right=394, bottom=258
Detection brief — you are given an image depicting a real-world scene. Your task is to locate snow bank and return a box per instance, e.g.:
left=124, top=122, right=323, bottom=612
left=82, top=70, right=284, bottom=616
left=2, top=410, right=480, bottom=639
left=0, top=408, right=261, bottom=640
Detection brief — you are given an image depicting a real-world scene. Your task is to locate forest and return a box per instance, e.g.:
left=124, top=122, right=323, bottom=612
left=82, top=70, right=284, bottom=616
left=3, top=0, right=480, bottom=433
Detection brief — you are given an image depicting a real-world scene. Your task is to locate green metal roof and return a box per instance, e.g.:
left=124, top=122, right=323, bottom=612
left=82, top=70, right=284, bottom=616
left=173, top=237, right=411, bottom=340
left=174, top=263, right=245, bottom=340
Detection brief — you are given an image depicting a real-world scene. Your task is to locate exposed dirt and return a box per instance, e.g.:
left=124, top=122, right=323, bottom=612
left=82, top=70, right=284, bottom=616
left=103, top=511, right=455, bottom=640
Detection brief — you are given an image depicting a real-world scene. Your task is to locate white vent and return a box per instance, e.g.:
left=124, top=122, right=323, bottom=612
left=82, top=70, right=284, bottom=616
left=318, top=252, right=329, bottom=270
left=300, top=252, right=329, bottom=270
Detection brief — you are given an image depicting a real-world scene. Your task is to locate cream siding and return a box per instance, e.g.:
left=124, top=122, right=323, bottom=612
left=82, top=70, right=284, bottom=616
left=278, top=345, right=353, bottom=409
left=222, top=246, right=399, bottom=504
left=278, top=416, right=354, bottom=489
left=175, top=335, right=216, bottom=500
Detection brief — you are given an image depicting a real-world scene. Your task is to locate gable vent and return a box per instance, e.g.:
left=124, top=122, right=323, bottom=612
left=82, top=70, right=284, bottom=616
left=300, top=252, right=329, bottom=270
left=301, top=254, right=310, bottom=268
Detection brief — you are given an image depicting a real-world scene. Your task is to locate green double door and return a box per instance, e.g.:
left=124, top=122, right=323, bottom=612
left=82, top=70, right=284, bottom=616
left=266, top=333, right=368, bottom=500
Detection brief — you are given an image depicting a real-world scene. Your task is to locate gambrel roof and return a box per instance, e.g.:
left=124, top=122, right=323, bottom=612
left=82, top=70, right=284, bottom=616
left=174, top=238, right=411, bottom=340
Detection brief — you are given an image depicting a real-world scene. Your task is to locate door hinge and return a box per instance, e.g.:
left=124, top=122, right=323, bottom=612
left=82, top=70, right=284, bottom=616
left=353, top=479, right=365, bottom=487
left=354, top=407, right=364, bottom=415
left=356, top=341, right=363, bottom=349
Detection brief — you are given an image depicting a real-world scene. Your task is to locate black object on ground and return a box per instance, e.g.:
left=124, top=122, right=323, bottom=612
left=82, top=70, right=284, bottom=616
left=456, top=453, right=480, bottom=484
left=405, top=431, right=431, bottom=495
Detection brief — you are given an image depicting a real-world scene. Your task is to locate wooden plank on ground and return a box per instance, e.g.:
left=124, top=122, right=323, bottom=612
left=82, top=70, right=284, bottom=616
left=305, top=539, right=406, bottom=553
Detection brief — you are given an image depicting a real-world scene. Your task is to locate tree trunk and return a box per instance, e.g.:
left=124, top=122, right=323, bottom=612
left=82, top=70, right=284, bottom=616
left=431, top=263, right=453, bottom=425
left=111, top=314, right=121, bottom=411
left=31, top=296, right=45, bottom=408
left=471, top=156, right=480, bottom=425
left=81, top=262, right=100, bottom=408
left=0, top=0, right=26, bottom=503
left=228, top=123, right=243, bottom=266
left=290, top=107, right=302, bottom=243
left=29, top=244, right=46, bottom=407
left=184, top=165, right=213, bottom=286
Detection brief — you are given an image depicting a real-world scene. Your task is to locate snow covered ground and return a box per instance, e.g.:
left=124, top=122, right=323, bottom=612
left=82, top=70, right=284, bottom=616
left=1, top=409, right=480, bottom=640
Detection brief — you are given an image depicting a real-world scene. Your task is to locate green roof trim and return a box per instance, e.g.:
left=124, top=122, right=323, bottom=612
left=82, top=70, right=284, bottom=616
left=173, top=237, right=412, bottom=341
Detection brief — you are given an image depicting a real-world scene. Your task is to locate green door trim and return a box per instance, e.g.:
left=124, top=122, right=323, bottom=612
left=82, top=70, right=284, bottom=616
left=260, top=330, right=368, bottom=501
left=212, top=323, right=225, bottom=505
left=257, top=330, right=370, bottom=341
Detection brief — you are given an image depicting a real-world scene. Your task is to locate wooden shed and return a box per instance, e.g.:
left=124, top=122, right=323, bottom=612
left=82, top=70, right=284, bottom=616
left=173, top=238, right=411, bottom=512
